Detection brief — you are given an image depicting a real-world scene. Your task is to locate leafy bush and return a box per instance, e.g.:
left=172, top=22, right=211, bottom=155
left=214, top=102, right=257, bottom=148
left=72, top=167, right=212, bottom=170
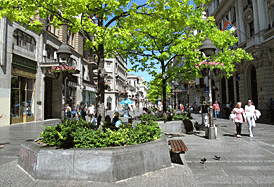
left=173, top=113, right=189, bottom=121
left=139, top=113, right=161, bottom=122
left=39, top=118, right=162, bottom=149
left=39, top=119, right=96, bottom=148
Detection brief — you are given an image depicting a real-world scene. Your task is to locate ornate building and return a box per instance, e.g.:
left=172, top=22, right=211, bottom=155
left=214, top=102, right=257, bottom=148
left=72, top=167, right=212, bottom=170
left=201, top=0, right=274, bottom=122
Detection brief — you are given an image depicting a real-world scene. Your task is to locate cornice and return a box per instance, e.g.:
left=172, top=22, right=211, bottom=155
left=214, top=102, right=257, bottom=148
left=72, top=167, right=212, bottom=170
left=210, top=0, right=235, bottom=22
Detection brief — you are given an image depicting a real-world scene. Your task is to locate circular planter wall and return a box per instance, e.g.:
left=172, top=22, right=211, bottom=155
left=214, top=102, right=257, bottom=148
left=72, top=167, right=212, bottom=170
left=18, top=135, right=171, bottom=182
left=158, top=120, right=186, bottom=134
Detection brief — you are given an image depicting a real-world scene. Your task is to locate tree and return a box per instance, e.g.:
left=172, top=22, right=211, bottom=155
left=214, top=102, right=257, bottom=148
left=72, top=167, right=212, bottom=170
left=116, top=0, right=253, bottom=116
left=147, top=73, right=171, bottom=104
left=0, top=0, right=148, bottom=127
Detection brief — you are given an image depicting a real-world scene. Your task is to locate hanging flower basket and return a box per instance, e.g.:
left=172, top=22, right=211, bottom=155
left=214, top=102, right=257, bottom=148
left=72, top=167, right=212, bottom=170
left=48, top=64, right=76, bottom=74
left=196, top=60, right=225, bottom=77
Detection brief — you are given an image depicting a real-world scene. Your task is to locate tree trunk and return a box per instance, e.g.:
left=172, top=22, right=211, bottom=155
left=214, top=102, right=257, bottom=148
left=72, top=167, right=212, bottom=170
left=162, top=63, right=167, bottom=119
left=96, top=17, right=105, bottom=129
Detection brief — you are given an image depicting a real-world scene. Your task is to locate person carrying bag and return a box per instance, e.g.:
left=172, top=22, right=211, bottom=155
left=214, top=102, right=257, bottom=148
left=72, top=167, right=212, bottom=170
left=232, top=102, right=246, bottom=138
left=245, top=100, right=260, bottom=137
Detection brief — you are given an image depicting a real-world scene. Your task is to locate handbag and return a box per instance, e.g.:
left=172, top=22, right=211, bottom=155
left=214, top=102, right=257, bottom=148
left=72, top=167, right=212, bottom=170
left=229, top=113, right=236, bottom=122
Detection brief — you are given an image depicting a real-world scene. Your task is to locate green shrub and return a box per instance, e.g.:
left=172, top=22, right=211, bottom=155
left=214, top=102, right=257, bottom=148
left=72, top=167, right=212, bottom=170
left=173, top=113, right=189, bottom=121
left=39, top=119, right=96, bottom=148
left=39, top=119, right=162, bottom=149
left=139, top=113, right=161, bottom=122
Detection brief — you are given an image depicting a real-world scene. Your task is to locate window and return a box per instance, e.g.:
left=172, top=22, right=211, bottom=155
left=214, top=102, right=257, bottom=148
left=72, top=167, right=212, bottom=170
left=249, top=21, right=254, bottom=37
left=45, top=45, right=57, bottom=62
left=10, top=76, right=35, bottom=119
left=106, top=61, right=111, bottom=70
left=13, top=29, right=36, bottom=52
left=67, top=31, right=75, bottom=48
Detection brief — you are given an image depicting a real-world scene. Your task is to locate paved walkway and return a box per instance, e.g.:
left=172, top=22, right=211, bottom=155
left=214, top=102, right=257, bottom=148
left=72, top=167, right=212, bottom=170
left=0, top=113, right=274, bottom=186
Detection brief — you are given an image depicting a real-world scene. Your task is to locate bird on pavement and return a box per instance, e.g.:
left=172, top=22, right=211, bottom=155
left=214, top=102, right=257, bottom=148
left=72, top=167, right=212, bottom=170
left=200, top=158, right=206, bottom=164
left=214, top=155, right=221, bottom=160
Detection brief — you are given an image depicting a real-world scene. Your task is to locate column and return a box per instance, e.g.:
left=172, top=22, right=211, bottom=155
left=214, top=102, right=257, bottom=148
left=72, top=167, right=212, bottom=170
left=256, top=0, right=268, bottom=42
left=252, top=0, right=260, bottom=44
left=237, top=0, right=246, bottom=43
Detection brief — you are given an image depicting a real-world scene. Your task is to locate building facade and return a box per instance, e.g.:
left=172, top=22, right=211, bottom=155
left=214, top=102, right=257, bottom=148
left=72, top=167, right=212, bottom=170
left=0, top=17, right=96, bottom=126
left=0, top=17, right=148, bottom=126
left=187, top=0, right=274, bottom=123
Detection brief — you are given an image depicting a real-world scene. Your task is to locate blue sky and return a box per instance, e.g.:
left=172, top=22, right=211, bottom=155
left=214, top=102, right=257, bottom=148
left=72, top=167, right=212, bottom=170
left=126, top=0, right=195, bottom=82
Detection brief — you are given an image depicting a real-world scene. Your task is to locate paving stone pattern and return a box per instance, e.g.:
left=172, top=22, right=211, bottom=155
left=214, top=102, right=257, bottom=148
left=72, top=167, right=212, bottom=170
left=0, top=112, right=274, bottom=186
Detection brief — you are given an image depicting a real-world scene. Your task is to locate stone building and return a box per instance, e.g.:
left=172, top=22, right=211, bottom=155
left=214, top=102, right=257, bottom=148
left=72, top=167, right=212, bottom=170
left=103, top=56, right=128, bottom=111
left=0, top=16, right=148, bottom=126
left=0, top=17, right=96, bottom=126
left=198, top=0, right=274, bottom=122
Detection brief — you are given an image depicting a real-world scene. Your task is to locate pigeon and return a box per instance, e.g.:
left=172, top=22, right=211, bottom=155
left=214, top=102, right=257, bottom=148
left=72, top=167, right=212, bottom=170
left=214, top=155, right=221, bottom=160
left=200, top=158, right=206, bottom=164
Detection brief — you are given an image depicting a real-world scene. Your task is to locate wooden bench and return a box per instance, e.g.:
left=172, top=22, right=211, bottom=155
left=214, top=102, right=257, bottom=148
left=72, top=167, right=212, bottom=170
left=168, top=139, right=188, bottom=153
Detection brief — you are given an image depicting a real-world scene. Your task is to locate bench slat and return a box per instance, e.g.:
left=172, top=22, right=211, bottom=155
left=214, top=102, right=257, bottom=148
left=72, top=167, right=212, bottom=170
left=169, top=139, right=188, bottom=152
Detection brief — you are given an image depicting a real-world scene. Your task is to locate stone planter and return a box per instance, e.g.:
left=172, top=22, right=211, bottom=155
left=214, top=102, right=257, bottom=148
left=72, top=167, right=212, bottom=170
left=158, top=120, right=185, bottom=134
left=18, top=135, right=171, bottom=182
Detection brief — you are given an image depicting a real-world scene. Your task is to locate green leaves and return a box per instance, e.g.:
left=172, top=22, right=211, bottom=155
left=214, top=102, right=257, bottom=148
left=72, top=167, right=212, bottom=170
left=39, top=118, right=162, bottom=149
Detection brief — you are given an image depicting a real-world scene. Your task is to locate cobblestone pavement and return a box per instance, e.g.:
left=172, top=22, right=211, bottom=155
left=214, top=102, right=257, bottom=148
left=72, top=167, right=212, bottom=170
left=183, top=114, right=274, bottom=187
left=0, top=113, right=274, bottom=186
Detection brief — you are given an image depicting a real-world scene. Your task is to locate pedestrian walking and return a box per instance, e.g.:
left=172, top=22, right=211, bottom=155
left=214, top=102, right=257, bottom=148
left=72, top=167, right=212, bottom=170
left=200, top=101, right=209, bottom=127
left=213, top=101, right=220, bottom=120
left=245, top=100, right=256, bottom=137
left=232, top=102, right=246, bottom=138
left=65, top=104, right=71, bottom=120
left=180, top=104, right=184, bottom=113
left=79, top=101, right=87, bottom=121
left=71, top=104, right=77, bottom=120
left=87, top=104, right=95, bottom=122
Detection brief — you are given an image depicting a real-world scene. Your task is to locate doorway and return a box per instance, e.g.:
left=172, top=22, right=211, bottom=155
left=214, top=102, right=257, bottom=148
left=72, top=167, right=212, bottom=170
left=44, top=77, right=53, bottom=119
left=250, top=65, right=258, bottom=107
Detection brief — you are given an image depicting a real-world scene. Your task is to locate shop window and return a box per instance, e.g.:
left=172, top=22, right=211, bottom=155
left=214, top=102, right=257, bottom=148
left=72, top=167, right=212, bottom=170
left=10, top=76, right=35, bottom=121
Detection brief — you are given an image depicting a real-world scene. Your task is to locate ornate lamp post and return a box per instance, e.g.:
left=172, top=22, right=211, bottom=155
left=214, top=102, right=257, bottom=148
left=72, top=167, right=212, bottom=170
left=200, top=37, right=217, bottom=139
left=172, top=80, right=179, bottom=110
left=56, top=41, right=72, bottom=121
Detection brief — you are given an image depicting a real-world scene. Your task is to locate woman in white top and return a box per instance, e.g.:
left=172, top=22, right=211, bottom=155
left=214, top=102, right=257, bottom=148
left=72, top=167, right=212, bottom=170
left=87, top=104, right=95, bottom=122
left=245, top=100, right=256, bottom=137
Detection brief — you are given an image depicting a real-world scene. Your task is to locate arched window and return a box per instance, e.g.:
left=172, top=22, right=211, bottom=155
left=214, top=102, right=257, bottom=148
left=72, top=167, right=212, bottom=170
left=13, top=29, right=36, bottom=52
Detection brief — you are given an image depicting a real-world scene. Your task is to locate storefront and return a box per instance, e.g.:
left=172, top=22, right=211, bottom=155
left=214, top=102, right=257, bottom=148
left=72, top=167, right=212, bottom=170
left=10, top=55, right=36, bottom=124
left=82, top=85, right=96, bottom=107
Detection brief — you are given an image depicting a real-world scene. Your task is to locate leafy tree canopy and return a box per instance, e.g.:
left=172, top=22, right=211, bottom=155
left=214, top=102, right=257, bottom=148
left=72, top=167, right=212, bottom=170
left=116, top=0, right=252, bottom=81
left=147, top=73, right=171, bottom=103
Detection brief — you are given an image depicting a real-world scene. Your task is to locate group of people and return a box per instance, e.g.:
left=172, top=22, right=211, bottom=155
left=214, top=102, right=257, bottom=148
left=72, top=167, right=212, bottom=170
left=64, top=102, right=96, bottom=123
left=199, top=99, right=261, bottom=138
left=232, top=100, right=260, bottom=138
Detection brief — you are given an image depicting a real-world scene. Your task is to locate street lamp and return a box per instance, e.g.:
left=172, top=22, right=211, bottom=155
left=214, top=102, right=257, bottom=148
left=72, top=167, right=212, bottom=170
left=173, top=80, right=179, bottom=110
left=56, top=41, right=72, bottom=121
left=200, top=37, right=217, bottom=139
